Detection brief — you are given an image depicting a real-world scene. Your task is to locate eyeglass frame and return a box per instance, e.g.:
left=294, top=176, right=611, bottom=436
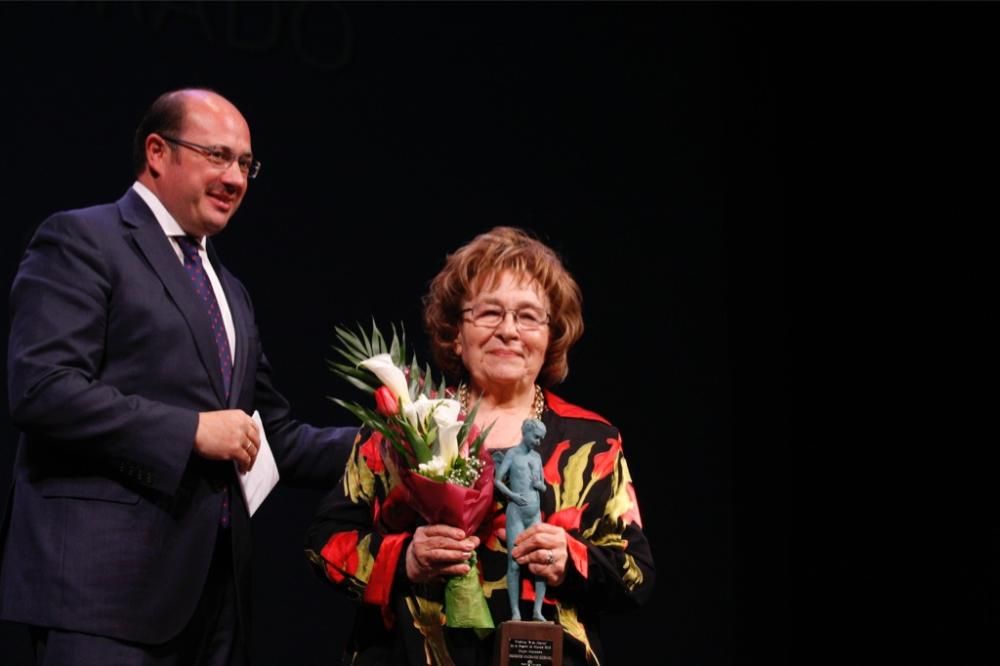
left=460, top=304, right=550, bottom=331
left=159, top=134, right=261, bottom=180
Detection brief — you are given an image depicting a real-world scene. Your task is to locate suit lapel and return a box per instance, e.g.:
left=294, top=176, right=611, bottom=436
left=208, top=242, right=251, bottom=408
left=118, top=190, right=229, bottom=405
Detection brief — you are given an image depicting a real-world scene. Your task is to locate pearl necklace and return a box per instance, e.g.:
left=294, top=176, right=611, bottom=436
left=458, top=383, right=545, bottom=421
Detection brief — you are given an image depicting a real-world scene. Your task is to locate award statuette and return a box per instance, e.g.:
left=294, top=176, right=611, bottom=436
left=494, top=419, right=564, bottom=666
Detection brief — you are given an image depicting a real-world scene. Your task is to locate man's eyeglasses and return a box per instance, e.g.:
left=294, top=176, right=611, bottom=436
left=160, top=135, right=261, bottom=180
left=461, top=304, right=550, bottom=331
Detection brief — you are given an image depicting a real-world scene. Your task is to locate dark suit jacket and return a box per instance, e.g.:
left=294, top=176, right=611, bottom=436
left=0, top=189, right=355, bottom=644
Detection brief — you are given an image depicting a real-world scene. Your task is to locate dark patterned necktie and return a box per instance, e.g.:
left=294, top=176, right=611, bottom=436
left=177, top=236, right=233, bottom=399
left=177, top=235, right=234, bottom=528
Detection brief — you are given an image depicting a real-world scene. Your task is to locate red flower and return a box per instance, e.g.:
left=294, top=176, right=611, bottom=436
left=373, top=386, right=398, bottom=417
left=321, top=530, right=360, bottom=583
left=543, top=440, right=571, bottom=485
left=591, top=436, right=622, bottom=481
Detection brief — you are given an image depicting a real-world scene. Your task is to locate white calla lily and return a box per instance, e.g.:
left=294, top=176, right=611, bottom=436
left=359, top=354, right=411, bottom=406
left=435, top=421, right=463, bottom=465
left=431, top=399, right=461, bottom=428
left=403, top=394, right=439, bottom=430
left=431, top=400, right=463, bottom=461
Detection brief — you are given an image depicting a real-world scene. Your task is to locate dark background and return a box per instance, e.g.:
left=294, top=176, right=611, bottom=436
left=0, top=2, right=992, bottom=665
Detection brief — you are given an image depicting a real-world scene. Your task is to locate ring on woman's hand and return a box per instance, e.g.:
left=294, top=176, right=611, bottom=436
left=546, top=550, right=554, bottom=565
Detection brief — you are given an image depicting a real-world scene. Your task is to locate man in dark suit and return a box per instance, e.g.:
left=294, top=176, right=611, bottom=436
left=0, top=88, right=356, bottom=665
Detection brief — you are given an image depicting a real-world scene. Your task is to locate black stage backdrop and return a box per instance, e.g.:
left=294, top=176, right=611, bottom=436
left=0, top=3, right=992, bottom=666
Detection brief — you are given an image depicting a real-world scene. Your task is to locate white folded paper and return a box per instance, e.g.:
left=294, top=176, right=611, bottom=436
left=237, top=410, right=280, bottom=516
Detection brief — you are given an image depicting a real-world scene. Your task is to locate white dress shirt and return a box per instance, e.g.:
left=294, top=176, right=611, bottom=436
left=132, top=181, right=236, bottom=361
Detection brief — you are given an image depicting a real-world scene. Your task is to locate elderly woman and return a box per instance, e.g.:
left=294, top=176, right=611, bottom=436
left=307, top=227, right=654, bottom=665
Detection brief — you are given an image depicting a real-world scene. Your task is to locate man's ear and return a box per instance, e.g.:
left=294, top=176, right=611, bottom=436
left=145, top=134, right=168, bottom=178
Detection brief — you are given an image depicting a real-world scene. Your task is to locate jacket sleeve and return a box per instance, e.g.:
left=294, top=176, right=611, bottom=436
left=249, top=326, right=356, bottom=487
left=305, top=431, right=412, bottom=607
left=546, top=425, right=656, bottom=612
left=7, top=212, right=197, bottom=497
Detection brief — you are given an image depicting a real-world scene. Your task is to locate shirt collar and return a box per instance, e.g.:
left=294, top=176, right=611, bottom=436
left=131, top=181, right=204, bottom=249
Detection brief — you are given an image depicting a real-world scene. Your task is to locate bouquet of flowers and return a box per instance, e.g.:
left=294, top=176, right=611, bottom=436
left=329, top=322, right=495, bottom=630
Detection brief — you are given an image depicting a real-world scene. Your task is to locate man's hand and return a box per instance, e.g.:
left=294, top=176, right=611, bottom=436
left=194, top=410, right=260, bottom=473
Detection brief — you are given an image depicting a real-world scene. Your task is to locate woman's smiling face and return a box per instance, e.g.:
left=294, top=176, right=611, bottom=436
left=455, top=270, right=551, bottom=394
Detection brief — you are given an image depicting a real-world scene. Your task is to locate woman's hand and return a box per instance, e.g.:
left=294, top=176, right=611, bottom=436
left=506, top=522, right=569, bottom=587
left=405, top=525, right=480, bottom=583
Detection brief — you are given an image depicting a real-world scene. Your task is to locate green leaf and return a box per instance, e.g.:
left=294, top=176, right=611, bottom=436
left=388, top=323, right=401, bottom=366
left=392, top=322, right=408, bottom=368
left=423, top=362, right=435, bottom=395
left=468, top=420, right=494, bottom=458
left=355, top=322, right=374, bottom=358
left=334, top=325, right=369, bottom=360
left=396, top=416, right=432, bottom=463
left=330, top=345, right=362, bottom=367
left=371, top=318, right=387, bottom=355
left=408, top=356, right=421, bottom=401
left=327, top=360, right=374, bottom=381
left=326, top=361, right=378, bottom=393
left=331, top=399, right=381, bottom=431
left=456, top=397, right=480, bottom=450
left=331, top=399, right=417, bottom=463
left=423, top=424, right=438, bottom=453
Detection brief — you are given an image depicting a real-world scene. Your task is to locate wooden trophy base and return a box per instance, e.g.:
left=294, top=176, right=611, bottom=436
left=494, top=620, right=564, bottom=666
